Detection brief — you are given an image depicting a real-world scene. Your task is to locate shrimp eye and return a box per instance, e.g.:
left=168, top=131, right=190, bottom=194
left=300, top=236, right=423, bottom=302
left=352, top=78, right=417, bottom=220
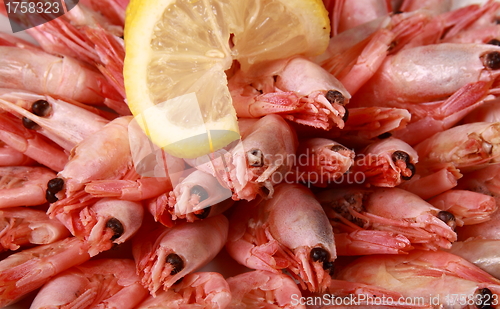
left=342, top=108, right=349, bottom=122
left=45, top=178, right=64, bottom=203
left=475, top=288, right=494, bottom=309
left=378, top=132, right=392, bottom=139
left=166, top=253, right=184, bottom=275
left=322, top=261, right=335, bottom=276
left=47, top=178, right=64, bottom=193
left=106, top=218, right=124, bottom=241
left=437, top=211, right=456, bottom=230
left=310, top=247, right=330, bottom=263
left=22, top=117, right=39, bottom=130
left=392, top=151, right=410, bottom=163
left=31, top=100, right=51, bottom=117
left=488, top=39, right=500, bottom=46
left=401, top=163, right=416, bottom=180
left=247, top=149, right=264, bottom=167
left=194, top=206, right=211, bottom=219
left=45, top=190, right=58, bottom=203
left=484, top=51, right=500, bottom=70
left=325, top=90, right=345, bottom=106
left=190, top=185, right=209, bottom=203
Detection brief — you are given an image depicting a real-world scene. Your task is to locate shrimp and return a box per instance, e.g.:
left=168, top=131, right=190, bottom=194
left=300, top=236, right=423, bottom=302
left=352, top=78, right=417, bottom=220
left=0, top=89, right=109, bottom=152
left=148, top=169, right=233, bottom=227
left=226, top=183, right=336, bottom=293
left=226, top=270, right=306, bottom=309
left=463, top=97, right=500, bottom=123
left=46, top=116, right=169, bottom=209
left=324, top=107, right=412, bottom=147
left=0, top=143, right=34, bottom=166
left=229, top=57, right=350, bottom=130
left=447, top=238, right=500, bottom=279
left=399, top=165, right=462, bottom=200
left=456, top=206, right=500, bottom=241
left=350, top=137, right=417, bottom=187
left=30, top=259, right=148, bottom=309
left=0, top=237, right=91, bottom=307
left=414, top=122, right=500, bottom=173
left=321, top=279, right=429, bottom=308
left=457, top=164, right=500, bottom=201
left=132, top=215, right=228, bottom=295
left=0, top=207, right=69, bottom=251
left=0, top=166, right=56, bottom=208
left=329, top=0, right=392, bottom=35
left=292, top=137, right=355, bottom=187
left=441, top=1, right=500, bottom=44
left=351, top=43, right=500, bottom=144
left=53, top=198, right=144, bottom=257
left=334, top=230, right=413, bottom=256
left=135, top=272, right=231, bottom=309
left=16, top=2, right=129, bottom=114
left=317, top=11, right=430, bottom=96
left=0, top=112, right=68, bottom=171
left=0, top=46, right=117, bottom=105
left=186, top=114, right=298, bottom=201
left=316, top=187, right=457, bottom=250
left=336, top=250, right=500, bottom=309
left=428, top=189, right=497, bottom=226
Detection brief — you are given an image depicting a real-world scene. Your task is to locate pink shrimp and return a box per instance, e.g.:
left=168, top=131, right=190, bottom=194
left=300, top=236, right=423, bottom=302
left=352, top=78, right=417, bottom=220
left=336, top=250, right=500, bottom=308
left=186, top=114, right=298, bottom=201
left=54, top=198, right=144, bottom=257
left=0, top=166, right=56, bottom=208
left=30, top=259, right=148, bottom=309
left=148, top=169, right=233, bottom=227
left=46, top=116, right=169, bottom=208
left=414, top=122, right=500, bottom=174
left=80, top=0, right=128, bottom=27
left=324, top=106, right=412, bottom=146
left=135, top=272, right=231, bottom=309
left=0, top=143, right=34, bottom=166
left=0, top=46, right=117, bottom=105
left=351, top=43, right=500, bottom=144
left=320, top=279, right=428, bottom=308
left=456, top=207, right=500, bottom=241
left=399, top=0, right=452, bottom=14
left=316, top=187, right=457, bottom=250
left=463, top=97, right=500, bottom=123
left=428, top=189, right=497, bottom=226
left=334, top=230, right=413, bottom=256
left=0, top=236, right=91, bottom=307
left=399, top=165, right=462, bottom=200
left=447, top=238, right=500, bottom=279
left=441, top=1, right=500, bottom=44
left=226, top=183, right=336, bottom=293
left=0, top=89, right=110, bottom=152
left=229, top=57, right=350, bottom=130
left=291, top=137, right=354, bottom=187
left=226, top=270, right=306, bottom=309
left=0, top=112, right=68, bottom=171
left=0, top=207, right=69, bottom=251
left=329, top=0, right=392, bottom=35
left=316, top=11, right=430, bottom=96
left=457, top=164, right=500, bottom=201
left=132, top=215, right=228, bottom=295
left=13, top=2, right=129, bottom=114
left=350, top=137, right=418, bottom=187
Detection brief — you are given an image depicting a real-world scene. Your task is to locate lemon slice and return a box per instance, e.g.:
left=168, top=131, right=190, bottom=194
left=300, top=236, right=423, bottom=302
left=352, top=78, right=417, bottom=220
left=124, top=0, right=330, bottom=159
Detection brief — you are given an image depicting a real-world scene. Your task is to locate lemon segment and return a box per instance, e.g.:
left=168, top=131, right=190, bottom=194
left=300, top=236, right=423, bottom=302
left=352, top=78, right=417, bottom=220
left=124, top=0, right=330, bottom=159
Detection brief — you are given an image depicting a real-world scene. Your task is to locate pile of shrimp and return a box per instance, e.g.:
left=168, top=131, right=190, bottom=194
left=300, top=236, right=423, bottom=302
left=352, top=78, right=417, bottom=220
left=4, top=0, right=500, bottom=308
